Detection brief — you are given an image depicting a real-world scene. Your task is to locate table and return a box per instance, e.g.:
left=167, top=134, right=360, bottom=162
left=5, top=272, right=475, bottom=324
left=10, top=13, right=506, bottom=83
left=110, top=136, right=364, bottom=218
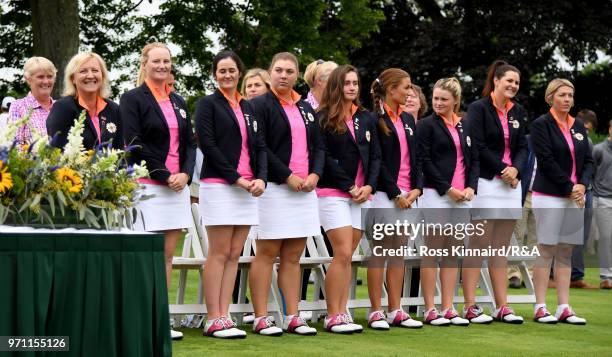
left=0, top=228, right=171, bottom=357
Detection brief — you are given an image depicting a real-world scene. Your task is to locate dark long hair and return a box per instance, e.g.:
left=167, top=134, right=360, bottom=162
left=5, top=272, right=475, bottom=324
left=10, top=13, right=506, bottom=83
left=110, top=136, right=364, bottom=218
left=370, top=68, right=410, bottom=136
left=318, top=65, right=362, bottom=134
left=482, top=60, right=520, bottom=98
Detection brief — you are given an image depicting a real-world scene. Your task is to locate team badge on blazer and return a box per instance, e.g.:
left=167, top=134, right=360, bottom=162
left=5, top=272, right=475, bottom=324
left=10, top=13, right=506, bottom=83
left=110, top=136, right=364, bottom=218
left=510, top=118, right=520, bottom=129
left=366, top=130, right=371, bottom=142
left=466, top=135, right=471, bottom=147
left=299, top=108, right=309, bottom=125
left=354, top=117, right=360, bottom=130
left=244, top=113, right=251, bottom=126
left=106, top=122, right=117, bottom=134
left=307, top=112, right=315, bottom=122
left=179, top=109, right=187, bottom=119
left=253, top=120, right=258, bottom=132
left=573, top=132, right=584, bottom=141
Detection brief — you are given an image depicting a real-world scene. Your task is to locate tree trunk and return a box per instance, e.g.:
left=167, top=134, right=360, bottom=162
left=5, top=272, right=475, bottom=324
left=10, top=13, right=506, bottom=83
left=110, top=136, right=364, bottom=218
left=30, top=0, right=79, bottom=99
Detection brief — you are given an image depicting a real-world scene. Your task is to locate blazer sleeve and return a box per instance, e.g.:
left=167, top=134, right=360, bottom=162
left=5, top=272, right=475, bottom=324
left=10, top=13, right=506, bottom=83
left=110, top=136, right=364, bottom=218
left=467, top=101, right=506, bottom=175
left=309, top=115, right=325, bottom=177
left=248, top=103, right=268, bottom=183
left=530, top=118, right=574, bottom=195
left=512, top=106, right=529, bottom=179
left=467, top=129, right=480, bottom=191
left=120, top=91, right=170, bottom=182
left=366, top=116, right=381, bottom=192
left=194, top=97, right=241, bottom=184
left=416, top=119, right=452, bottom=196
left=177, top=96, right=196, bottom=183
left=579, top=129, right=594, bottom=187
left=46, top=99, right=74, bottom=149
left=317, top=113, right=354, bottom=192
left=110, top=102, right=124, bottom=150
left=252, top=97, right=292, bottom=181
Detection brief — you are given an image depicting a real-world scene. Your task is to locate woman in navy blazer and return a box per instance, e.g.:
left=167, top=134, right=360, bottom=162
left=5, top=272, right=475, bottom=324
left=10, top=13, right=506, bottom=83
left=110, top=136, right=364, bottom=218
left=416, top=77, right=478, bottom=326
left=120, top=42, right=196, bottom=340
left=247, top=52, right=321, bottom=336
left=530, top=78, right=592, bottom=325
left=47, top=52, right=122, bottom=150
left=366, top=68, right=424, bottom=330
left=463, top=60, right=528, bottom=324
left=194, top=51, right=266, bottom=339
left=315, top=65, right=382, bottom=333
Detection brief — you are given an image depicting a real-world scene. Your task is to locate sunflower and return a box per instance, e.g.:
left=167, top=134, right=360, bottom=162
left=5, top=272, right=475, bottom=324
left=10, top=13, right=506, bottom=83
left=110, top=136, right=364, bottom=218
left=0, top=161, right=13, bottom=194
left=55, top=167, right=83, bottom=194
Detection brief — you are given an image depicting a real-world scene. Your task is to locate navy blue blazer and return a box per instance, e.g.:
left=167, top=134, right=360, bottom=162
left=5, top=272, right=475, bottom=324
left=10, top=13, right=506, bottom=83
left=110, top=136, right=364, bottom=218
left=416, top=113, right=479, bottom=195
left=47, top=96, right=123, bottom=150
left=194, top=89, right=267, bottom=184
left=519, top=135, right=536, bottom=204
left=530, top=112, right=593, bottom=196
left=250, top=91, right=325, bottom=184
left=374, top=111, right=424, bottom=200
left=317, top=109, right=381, bottom=192
left=120, top=83, right=196, bottom=184
left=467, top=97, right=528, bottom=179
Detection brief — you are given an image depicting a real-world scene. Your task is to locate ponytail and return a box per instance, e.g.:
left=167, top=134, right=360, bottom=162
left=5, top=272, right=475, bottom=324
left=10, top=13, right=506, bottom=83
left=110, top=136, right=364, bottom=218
left=370, top=78, right=390, bottom=136
left=482, top=60, right=521, bottom=98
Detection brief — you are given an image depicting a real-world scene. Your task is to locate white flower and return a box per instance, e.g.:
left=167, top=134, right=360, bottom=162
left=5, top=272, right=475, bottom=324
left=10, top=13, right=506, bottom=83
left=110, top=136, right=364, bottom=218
left=61, top=111, right=87, bottom=165
left=253, top=120, right=258, bottom=132
left=106, top=122, right=117, bottom=134
left=466, top=136, right=471, bottom=147
left=512, top=120, right=520, bottom=129
left=366, top=130, right=371, bottom=142
left=179, top=109, right=187, bottom=119
left=574, top=133, right=584, bottom=141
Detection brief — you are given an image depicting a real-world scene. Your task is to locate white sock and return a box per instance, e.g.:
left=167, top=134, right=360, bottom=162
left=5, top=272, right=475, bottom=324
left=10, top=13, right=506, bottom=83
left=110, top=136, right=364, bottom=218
left=284, top=314, right=295, bottom=321
left=534, top=304, right=547, bottom=314
left=556, top=304, right=569, bottom=315
left=387, top=309, right=400, bottom=319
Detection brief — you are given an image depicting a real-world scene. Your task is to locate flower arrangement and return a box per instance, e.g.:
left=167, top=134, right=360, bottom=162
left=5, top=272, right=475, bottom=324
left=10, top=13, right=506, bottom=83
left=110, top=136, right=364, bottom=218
left=0, top=110, right=149, bottom=229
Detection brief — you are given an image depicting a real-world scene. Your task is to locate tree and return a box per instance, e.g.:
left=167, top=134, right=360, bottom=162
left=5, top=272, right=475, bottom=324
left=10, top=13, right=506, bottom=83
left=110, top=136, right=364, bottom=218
left=350, top=0, right=612, bottom=119
left=30, top=0, right=80, bottom=98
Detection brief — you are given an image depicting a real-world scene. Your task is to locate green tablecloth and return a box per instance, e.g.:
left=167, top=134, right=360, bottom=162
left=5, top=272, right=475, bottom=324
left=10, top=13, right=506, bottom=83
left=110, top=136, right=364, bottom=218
left=0, top=231, right=172, bottom=357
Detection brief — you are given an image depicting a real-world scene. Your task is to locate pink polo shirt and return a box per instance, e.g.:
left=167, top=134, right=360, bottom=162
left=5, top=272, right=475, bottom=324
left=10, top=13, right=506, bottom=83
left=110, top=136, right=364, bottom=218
left=202, top=90, right=253, bottom=184
left=533, top=109, right=578, bottom=197
left=491, top=93, right=513, bottom=167
left=317, top=104, right=366, bottom=198
left=273, top=89, right=309, bottom=180
left=140, top=80, right=180, bottom=185
left=441, top=113, right=466, bottom=191
left=384, top=103, right=412, bottom=192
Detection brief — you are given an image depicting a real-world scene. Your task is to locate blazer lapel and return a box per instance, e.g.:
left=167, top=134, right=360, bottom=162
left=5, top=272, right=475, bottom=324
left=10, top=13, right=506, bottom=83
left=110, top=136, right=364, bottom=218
left=272, top=95, right=291, bottom=133
left=435, top=114, right=454, bottom=145
left=142, top=85, right=169, bottom=134
left=548, top=114, right=570, bottom=154
left=75, top=99, right=99, bottom=145
left=486, top=97, right=503, bottom=134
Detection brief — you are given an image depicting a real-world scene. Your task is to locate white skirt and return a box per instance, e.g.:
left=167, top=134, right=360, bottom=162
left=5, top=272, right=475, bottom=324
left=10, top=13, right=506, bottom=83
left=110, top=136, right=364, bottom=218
left=370, top=190, right=422, bottom=222
left=318, top=196, right=370, bottom=231
left=471, top=177, right=522, bottom=220
left=532, top=194, right=584, bottom=245
left=199, top=182, right=258, bottom=226
left=258, top=183, right=320, bottom=239
left=419, top=188, right=471, bottom=225
left=134, top=184, right=191, bottom=232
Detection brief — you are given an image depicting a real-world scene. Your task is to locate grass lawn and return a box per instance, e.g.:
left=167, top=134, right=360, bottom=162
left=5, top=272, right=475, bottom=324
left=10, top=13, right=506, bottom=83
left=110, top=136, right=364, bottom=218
left=168, top=241, right=612, bottom=356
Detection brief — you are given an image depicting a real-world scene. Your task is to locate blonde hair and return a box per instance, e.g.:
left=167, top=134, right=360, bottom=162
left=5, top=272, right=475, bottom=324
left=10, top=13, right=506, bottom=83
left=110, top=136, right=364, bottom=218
left=268, top=52, right=299, bottom=72
left=23, top=56, right=57, bottom=80
left=433, top=77, right=462, bottom=113
left=545, top=78, right=574, bottom=106
left=137, top=42, right=172, bottom=86
left=240, top=68, right=271, bottom=97
left=304, top=60, right=338, bottom=89
left=63, top=52, right=111, bottom=98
